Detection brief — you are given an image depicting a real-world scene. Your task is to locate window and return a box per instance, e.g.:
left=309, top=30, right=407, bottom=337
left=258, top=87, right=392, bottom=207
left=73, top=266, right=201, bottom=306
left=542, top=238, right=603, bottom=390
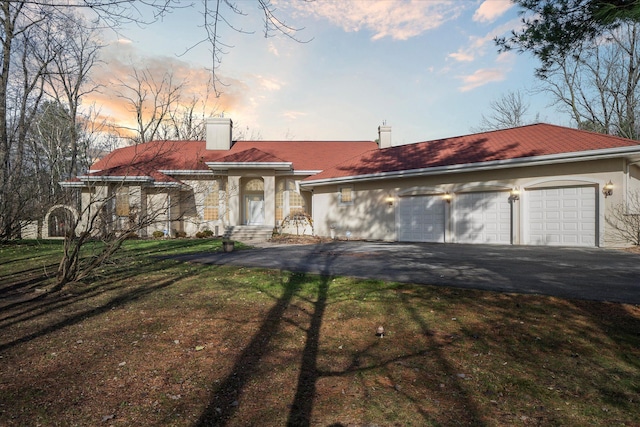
left=276, top=179, right=308, bottom=221
left=339, top=186, right=353, bottom=205
left=276, top=180, right=285, bottom=221
left=203, top=181, right=220, bottom=220
left=115, top=187, right=130, bottom=217
left=287, top=180, right=306, bottom=217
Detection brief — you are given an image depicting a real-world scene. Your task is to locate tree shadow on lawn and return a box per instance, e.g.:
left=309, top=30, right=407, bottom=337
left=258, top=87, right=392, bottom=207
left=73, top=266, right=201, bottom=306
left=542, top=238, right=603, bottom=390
left=428, top=289, right=640, bottom=423
left=195, top=247, right=487, bottom=427
left=0, top=257, right=200, bottom=353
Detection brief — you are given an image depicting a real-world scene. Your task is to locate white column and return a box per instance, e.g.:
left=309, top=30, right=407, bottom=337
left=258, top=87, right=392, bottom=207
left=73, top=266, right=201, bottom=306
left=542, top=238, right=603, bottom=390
left=264, top=175, right=275, bottom=226
left=228, top=175, right=241, bottom=226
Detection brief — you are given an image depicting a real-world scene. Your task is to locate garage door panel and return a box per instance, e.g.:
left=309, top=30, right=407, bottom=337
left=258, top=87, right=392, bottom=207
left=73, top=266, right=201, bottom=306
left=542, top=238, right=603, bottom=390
left=455, top=192, right=512, bottom=244
left=527, top=186, right=596, bottom=247
left=398, top=196, right=445, bottom=243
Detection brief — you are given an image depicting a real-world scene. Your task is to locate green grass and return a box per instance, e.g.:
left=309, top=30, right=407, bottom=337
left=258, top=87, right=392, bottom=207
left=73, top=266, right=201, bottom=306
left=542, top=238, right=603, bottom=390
left=0, top=239, right=638, bottom=426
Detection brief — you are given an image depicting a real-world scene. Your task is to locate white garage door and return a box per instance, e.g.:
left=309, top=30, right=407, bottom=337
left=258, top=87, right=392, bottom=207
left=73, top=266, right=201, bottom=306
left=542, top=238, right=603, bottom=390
left=397, top=196, right=445, bottom=242
left=527, top=186, right=596, bottom=247
left=455, top=192, right=512, bottom=244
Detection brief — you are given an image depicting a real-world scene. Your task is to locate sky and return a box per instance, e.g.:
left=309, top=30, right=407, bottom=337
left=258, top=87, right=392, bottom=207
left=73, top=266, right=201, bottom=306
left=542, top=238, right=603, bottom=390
left=88, top=0, right=572, bottom=146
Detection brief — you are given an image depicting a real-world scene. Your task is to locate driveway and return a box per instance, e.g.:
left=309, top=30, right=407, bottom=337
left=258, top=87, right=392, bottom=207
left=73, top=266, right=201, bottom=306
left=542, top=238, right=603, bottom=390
left=171, top=242, right=640, bottom=304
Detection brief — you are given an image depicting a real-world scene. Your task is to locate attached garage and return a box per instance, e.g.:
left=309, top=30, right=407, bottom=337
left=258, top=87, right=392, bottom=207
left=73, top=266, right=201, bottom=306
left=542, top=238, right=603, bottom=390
left=454, top=191, right=512, bottom=244
left=397, top=195, right=446, bottom=242
left=526, top=186, right=596, bottom=247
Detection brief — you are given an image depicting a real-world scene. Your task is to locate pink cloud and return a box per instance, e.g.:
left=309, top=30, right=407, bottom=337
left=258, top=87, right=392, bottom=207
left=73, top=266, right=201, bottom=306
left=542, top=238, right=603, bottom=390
left=458, top=68, right=507, bottom=92
left=287, top=0, right=468, bottom=41
left=473, top=0, right=514, bottom=23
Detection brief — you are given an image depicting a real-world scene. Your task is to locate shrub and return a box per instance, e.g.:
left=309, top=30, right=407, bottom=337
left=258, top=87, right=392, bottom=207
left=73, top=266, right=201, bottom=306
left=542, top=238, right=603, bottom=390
left=175, top=231, right=187, bottom=238
left=152, top=230, right=165, bottom=239
left=195, top=229, right=213, bottom=239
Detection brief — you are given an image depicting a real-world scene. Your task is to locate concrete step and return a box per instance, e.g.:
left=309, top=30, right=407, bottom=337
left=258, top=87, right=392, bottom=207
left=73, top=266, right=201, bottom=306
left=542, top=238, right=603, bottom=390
left=223, top=225, right=273, bottom=242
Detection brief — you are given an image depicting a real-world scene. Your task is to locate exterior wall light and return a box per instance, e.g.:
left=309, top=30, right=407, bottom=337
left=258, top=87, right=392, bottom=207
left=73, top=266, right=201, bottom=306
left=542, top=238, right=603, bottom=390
left=385, top=195, right=394, bottom=206
left=602, top=180, right=613, bottom=197
left=509, top=188, right=520, bottom=201
left=442, top=193, right=452, bottom=203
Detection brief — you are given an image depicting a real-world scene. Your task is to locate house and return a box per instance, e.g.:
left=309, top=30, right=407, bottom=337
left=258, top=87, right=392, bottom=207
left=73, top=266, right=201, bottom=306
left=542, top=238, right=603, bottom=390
left=62, top=117, right=640, bottom=247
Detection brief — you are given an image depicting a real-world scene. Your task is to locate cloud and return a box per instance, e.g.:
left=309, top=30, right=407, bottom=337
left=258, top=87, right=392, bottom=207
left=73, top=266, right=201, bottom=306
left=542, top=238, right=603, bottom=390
left=473, top=0, right=514, bottom=23
left=283, top=111, right=307, bottom=120
left=268, top=41, right=280, bottom=57
left=255, top=75, right=283, bottom=92
left=448, top=18, right=522, bottom=63
left=287, top=0, right=469, bottom=41
left=83, top=43, right=248, bottom=132
left=458, top=68, right=508, bottom=92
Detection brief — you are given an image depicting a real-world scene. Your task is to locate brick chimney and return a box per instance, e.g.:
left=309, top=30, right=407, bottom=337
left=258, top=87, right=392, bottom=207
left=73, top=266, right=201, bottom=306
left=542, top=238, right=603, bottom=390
left=378, top=124, right=391, bottom=149
left=206, top=117, right=233, bottom=150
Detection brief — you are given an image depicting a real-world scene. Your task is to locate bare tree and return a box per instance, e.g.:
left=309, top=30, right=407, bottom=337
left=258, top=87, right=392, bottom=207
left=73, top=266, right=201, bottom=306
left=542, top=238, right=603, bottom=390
left=1, top=1, right=306, bottom=238
left=541, top=22, right=640, bottom=139
left=474, top=90, right=533, bottom=132
left=44, top=14, right=102, bottom=178
left=606, top=190, right=640, bottom=246
left=158, top=91, right=217, bottom=141
left=55, top=142, right=187, bottom=290
left=116, top=68, right=184, bottom=145
left=0, top=3, right=66, bottom=238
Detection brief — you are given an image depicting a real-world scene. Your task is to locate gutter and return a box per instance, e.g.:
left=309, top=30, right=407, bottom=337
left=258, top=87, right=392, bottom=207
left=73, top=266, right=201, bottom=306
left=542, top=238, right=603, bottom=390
left=205, top=161, right=292, bottom=171
left=75, top=175, right=154, bottom=183
left=301, top=145, right=640, bottom=188
left=159, top=170, right=216, bottom=175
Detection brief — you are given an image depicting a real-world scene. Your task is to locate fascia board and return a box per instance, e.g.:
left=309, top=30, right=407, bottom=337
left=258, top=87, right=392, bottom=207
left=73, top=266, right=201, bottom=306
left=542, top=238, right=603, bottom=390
left=301, top=146, right=640, bottom=188
left=59, top=181, right=85, bottom=188
left=275, top=170, right=321, bottom=176
left=76, top=175, right=154, bottom=183
left=147, top=182, right=186, bottom=189
left=159, top=170, right=215, bottom=175
left=205, top=161, right=292, bottom=171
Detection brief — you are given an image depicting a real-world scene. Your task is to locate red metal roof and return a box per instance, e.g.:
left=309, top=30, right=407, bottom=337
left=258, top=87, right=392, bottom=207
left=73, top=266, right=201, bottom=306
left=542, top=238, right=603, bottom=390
left=209, top=147, right=289, bottom=164
left=226, top=141, right=378, bottom=171
left=84, top=124, right=640, bottom=184
left=89, top=139, right=378, bottom=178
left=91, top=140, right=215, bottom=173
left=306, top=123, right=640, bottom=181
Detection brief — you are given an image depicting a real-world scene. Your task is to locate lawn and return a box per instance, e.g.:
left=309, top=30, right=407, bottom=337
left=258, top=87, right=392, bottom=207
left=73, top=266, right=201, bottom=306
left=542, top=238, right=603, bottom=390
left=1, top=239, right=639, bottom=426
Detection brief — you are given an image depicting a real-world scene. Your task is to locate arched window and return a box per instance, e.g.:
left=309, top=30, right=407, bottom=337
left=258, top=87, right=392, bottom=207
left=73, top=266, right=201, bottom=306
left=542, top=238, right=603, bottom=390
left=48, top=207, right=75, bottom=237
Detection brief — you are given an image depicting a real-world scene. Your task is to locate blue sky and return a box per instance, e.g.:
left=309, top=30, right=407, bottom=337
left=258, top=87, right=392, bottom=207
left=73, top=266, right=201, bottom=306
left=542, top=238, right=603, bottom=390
left=90, top=0, right=573, bottom=145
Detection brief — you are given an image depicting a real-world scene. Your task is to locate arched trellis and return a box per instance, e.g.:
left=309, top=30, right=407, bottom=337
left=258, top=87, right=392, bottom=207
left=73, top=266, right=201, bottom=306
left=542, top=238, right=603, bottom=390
left=43, top=205, right=79, bottom=239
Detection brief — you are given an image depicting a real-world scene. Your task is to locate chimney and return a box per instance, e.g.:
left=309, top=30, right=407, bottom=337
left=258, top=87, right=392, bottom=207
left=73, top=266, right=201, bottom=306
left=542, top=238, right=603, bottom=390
left=378, top=124, right=391, bottom=149
left=206, top=117, right=233, bottom=150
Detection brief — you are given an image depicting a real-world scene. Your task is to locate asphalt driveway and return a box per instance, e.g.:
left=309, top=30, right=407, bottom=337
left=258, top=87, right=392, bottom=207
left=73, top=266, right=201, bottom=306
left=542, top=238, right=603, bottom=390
left=171, top=242, right=640, bottom=304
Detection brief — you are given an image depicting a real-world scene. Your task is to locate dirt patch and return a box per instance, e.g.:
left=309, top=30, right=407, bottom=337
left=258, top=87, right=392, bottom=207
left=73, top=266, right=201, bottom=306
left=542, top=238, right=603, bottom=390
left=269, top=234, right=333, bottom=245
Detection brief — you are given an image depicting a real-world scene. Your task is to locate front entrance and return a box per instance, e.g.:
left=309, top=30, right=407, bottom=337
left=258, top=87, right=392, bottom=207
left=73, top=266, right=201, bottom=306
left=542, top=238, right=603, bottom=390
left=243, top=178, right=265, bottom=225
left=246, top=195, right=265, bottom=224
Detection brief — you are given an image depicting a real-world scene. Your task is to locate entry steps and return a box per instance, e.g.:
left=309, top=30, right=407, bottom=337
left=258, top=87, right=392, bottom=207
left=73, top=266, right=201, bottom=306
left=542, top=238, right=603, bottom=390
left=223, top=225, right=273, bottom=242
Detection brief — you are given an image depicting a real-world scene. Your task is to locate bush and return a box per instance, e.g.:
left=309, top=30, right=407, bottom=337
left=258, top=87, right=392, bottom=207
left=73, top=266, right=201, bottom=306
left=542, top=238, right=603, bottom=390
left=152, top=230, right=165, bottom=239
left=195, top=229, right=214, bottom=239
left=175, top=231, right=187, bottom=238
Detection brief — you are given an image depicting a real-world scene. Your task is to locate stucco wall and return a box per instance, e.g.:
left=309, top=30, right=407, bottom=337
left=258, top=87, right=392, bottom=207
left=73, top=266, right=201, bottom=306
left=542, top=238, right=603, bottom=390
left=310, top=158, right=629, bottom=246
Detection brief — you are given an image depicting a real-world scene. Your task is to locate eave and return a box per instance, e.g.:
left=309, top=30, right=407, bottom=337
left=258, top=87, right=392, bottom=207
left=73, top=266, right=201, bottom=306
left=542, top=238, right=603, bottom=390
left=205, top=161, right=293, bottom=171
left=76, top=175, right=154, bottom=183
left=301, top=145, right=640, bottom=188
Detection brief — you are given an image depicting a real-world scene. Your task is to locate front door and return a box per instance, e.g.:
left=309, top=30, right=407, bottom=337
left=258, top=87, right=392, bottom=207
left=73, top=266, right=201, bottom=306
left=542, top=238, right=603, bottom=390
left=246, top=195, right=265, bottom=225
